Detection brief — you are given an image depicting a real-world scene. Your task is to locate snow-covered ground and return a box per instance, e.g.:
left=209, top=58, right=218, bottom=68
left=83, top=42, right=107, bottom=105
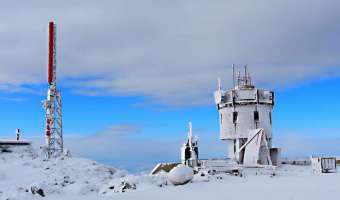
left=1, top=145, right=339, bottom=200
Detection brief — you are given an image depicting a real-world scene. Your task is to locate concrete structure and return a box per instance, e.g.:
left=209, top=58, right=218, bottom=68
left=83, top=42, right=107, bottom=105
left=214, top=65, right=278, bottom=165
left=180, top=122, right=199, bottom=167
left=42, top=21, right=64, bottom=158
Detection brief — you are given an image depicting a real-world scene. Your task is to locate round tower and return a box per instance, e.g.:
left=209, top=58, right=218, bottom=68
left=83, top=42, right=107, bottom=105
left=214, top=66, right=274, bottom=164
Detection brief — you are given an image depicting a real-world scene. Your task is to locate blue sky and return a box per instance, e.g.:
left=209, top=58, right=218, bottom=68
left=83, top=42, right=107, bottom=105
left=1, top=75, right=339, bottom=139
left=1, top=0, right=340, bottom=171
left=1, top=75, right=340, bottom=172
left=274, top=77, right=340, bottom=134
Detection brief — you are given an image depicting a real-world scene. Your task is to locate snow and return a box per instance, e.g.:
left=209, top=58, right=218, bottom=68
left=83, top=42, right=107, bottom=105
left=0, top=145, right=121, bottom=199
left=1, top=145, right=339, bottom=200
left=168, top=165, right=194, bottom=185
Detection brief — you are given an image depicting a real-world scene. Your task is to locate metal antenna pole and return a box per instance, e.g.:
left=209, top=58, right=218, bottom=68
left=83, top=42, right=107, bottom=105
left=218, top=78, right=221, bottom=90
left=244, top=64, right=247, bottom=76
left=244, top=64, right=248, bottom=85
left=188, top=121, right=193, bottom=146
left=43, top=21, right=64, bottom=158
left=232, top=64, right=235, bottom=89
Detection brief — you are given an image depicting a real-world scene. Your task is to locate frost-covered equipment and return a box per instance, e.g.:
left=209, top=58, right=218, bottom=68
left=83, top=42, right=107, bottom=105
left=42, top=21, right=64, bottom=158
left=214, top=66, right=279, bottom=165
left=181, top=122, right=198, bottom=167
left=238, top=129, right=272, bottom=166
left=16, top=128, right=21, bottom=141
left=311, top=157, right=337, bottom=173
left=199, top=159, right=240, bottom=174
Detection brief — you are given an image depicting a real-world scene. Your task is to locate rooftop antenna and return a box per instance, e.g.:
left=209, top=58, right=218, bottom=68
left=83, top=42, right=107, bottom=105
left=232, top=64, right=235, bottom=89
left=237, top=71, right=241, bottom=87
left=217, top=78, right=221, bottom=90
left=244, top=64, right=248, bottom=85
left=188, top=121, right=193, bottom=146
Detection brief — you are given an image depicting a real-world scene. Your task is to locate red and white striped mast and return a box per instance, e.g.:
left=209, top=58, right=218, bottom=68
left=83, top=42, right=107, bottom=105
left=43, top=21, right=64, bottom=158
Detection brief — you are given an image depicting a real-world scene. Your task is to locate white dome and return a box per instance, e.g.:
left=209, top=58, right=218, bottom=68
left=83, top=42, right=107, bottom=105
left=168, top=165, right=194, bottom=185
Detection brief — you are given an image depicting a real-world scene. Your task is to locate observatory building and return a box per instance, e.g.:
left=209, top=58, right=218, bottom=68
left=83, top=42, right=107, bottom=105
left=214, top=66, right=280, bottom=166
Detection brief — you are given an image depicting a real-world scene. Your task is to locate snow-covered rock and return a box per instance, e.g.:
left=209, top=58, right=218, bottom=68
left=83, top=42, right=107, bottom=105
left=100, top=172, right=168, bottom=195
left=168, top=165, right=194, bottom=185
left=0, top=145, right=123, bottom=199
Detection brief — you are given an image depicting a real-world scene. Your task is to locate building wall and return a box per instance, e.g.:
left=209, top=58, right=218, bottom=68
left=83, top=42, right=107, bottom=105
left=217, top=88, right=274, bottom=141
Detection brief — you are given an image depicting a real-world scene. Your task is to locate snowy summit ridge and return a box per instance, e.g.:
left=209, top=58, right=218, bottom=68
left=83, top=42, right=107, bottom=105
left=1, top=145, right=340, bottom=200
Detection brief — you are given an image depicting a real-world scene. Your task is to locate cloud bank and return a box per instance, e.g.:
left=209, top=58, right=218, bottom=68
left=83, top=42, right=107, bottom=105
left=1, top=0, right=340, bottom=105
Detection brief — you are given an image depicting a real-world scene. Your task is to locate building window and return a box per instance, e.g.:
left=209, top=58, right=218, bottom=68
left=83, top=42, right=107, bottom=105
left=233, top=111, right=238, bottom=123
left=269, top=112, right=272, bottom=125
left=254, top=111, right=259, bottom=122
left=220, top=114, right=223, bottom=124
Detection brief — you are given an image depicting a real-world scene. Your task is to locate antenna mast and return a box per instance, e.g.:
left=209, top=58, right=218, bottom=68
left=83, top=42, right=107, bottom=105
left=218, top=78, right=221, bottom=90
left=43, top=21, right=64, bottom=158
left=232, top=64, right=235, bottom=89
left=188, top=121, right=193, bottom=146
left=244, top=65, right=248, bottom=85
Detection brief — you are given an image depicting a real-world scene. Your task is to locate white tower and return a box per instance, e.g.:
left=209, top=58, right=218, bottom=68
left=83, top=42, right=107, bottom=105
left=214, top=65, right=275, bottom=165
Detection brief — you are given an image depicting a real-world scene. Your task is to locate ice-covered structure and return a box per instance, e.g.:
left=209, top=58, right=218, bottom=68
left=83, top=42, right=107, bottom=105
left=180, top=122, right=199, bottom=168
left=214, top=66, right=280, bottom=166
left=0, top=130, right=31, bottom=153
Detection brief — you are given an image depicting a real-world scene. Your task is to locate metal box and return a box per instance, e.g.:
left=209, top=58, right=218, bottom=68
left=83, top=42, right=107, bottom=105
left=311, top=157, right=337, bottom=173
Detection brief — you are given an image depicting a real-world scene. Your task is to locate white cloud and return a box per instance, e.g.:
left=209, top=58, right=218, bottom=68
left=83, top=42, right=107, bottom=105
left=0, top=0, right=340, bottom=105
left=0, top=96, right=26, bottom=102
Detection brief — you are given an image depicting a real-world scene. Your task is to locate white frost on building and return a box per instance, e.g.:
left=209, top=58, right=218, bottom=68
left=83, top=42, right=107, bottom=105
left=214, top=66, right=280, bottom=166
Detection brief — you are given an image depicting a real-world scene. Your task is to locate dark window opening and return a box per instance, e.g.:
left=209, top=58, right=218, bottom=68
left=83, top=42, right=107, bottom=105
left=254, top=111, right=259, bottom=122
left=233, top=111, right=238, bottom=123
left=269, top=112, right=272, bottom=125
left=220, top=114, right=223, bottom=124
